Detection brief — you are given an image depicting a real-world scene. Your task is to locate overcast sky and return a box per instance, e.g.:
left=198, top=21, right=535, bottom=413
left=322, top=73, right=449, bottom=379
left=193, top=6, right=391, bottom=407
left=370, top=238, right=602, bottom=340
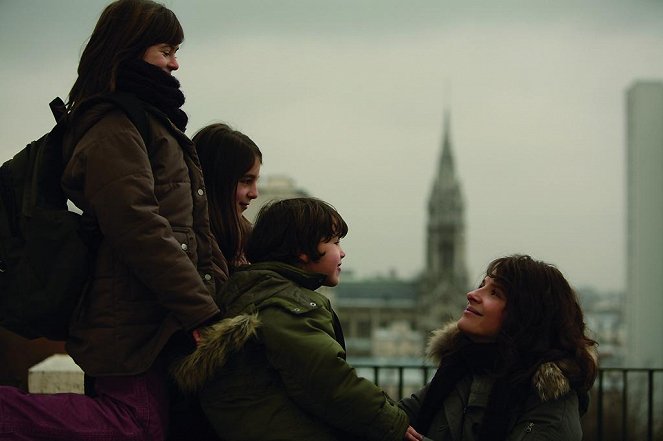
left=2, top=0, right=663, bottom=292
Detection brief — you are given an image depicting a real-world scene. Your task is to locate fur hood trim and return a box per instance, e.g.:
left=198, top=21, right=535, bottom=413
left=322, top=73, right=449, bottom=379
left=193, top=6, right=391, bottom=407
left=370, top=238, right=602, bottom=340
left=171, top=313, right=260, bottom=393
left=425, top=321, right=571, bottom=402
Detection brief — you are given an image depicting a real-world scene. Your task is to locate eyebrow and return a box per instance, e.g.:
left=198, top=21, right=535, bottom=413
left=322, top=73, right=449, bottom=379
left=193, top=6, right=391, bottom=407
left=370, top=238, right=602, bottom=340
left=485, top=276, right=504, bottom=288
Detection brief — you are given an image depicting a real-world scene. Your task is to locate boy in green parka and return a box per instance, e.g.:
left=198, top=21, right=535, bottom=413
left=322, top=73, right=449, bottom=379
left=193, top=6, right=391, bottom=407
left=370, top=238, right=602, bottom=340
left=172, top=197, right=421, bottom=441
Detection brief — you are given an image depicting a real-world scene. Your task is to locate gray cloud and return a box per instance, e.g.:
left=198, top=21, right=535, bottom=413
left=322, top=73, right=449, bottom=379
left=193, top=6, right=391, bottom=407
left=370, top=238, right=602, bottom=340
left=2, top=0, right=662, bottom=291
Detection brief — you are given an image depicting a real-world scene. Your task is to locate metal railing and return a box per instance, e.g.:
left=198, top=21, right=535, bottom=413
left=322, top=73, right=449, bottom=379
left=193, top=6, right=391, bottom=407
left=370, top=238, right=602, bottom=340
left=594, top=367, right=662, bottom=441
left=352, top=363, right=663, bottom=441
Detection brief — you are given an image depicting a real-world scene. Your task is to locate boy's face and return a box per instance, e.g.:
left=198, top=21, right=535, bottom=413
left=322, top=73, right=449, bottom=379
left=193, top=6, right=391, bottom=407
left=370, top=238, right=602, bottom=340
left=300, top=237, right=345, bottom=287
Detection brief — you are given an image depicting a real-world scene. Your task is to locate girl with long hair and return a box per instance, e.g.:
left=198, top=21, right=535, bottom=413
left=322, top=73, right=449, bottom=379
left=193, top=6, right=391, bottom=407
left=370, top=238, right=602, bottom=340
left=193, top=123, right=262, bottom=271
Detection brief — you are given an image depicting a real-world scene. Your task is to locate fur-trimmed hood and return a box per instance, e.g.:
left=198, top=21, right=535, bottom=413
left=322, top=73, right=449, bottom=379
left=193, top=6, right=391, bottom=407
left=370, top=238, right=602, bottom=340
left=425, top=321, right=574, bottom=403
left=171, top=262, right=328, bottom=393
left=171, top=313, right=261, bottom=393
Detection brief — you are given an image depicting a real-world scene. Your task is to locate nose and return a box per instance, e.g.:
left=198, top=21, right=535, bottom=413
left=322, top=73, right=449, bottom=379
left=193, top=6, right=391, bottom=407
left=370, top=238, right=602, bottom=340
left=168, top=57, right=179, bottom=71
left=248, top=183, right=259, bottom=199
left=467, top=289, right=480, bottom=304
left=340, top=247, right=346, bottom=259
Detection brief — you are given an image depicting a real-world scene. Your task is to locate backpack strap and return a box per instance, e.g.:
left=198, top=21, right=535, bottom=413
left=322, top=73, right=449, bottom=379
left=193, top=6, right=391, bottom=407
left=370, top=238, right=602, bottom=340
left=74, top=92, right=152, bottom=147
left=49, top=97, right=67, bottom=124
left=101, top=92, right=151, bottom=147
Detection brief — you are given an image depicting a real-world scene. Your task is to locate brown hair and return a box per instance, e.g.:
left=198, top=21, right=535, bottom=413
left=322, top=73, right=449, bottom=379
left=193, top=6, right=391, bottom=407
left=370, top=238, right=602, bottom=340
left=487, top=254, right=598, bottom=392
left=246, top=198, right=348, bottom=266
left=68, top=0, right=183, bottom=110
left=193, top=123, right=262, bottom=268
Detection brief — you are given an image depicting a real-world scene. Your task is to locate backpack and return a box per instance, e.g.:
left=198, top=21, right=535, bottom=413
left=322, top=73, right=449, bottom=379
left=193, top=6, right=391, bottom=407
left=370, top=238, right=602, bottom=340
left=0, top=93, right=149, bottom=340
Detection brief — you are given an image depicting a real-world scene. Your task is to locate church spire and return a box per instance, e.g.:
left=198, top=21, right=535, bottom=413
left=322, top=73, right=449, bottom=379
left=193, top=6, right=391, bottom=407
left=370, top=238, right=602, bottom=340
left=440, top=109, right=454, bottom=170
left=421, top=107, right=469, bottom=332
left=430, top=109, right=459, bottom=207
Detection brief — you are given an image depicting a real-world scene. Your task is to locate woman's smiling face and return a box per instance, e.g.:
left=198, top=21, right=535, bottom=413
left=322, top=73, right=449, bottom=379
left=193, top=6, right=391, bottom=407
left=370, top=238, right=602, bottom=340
left=457, top=276, right=507, bottom=343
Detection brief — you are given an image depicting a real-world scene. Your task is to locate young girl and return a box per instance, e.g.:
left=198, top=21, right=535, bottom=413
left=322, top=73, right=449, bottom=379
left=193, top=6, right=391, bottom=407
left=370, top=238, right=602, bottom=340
left=167, top=123, right=262, bottom=440
left=0, top=1, right=225, bottom=439
left=399, top=254, right=598, bottom=441
left=171, top=198, right=422, bottom=441
left=193, top=123, right=262, bottom=271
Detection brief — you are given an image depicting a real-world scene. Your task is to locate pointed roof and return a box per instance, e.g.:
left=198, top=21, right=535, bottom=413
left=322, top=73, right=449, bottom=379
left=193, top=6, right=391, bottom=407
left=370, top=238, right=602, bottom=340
left=440, top=110, right=454, bottom=171
left=427, top=108, right=465, bottom=224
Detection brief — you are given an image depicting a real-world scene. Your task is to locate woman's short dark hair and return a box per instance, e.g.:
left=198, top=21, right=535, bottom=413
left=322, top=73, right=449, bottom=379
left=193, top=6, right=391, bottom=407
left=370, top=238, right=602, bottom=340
left=487, top=254, right=598, bottom=392
left=193, top=123, right=262, bottom=268
left=68, top=0, right=183, bottom=110
left=246, top=198, right=348, bottom=265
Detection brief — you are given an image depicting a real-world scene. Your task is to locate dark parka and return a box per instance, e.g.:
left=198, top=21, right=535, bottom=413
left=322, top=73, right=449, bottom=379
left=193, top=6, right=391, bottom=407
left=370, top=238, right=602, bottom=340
left=399, top=322, right=587, bottom=441
left=61, top=100, right=225, bottom=376
left=172, top=262, right=409, bottom=441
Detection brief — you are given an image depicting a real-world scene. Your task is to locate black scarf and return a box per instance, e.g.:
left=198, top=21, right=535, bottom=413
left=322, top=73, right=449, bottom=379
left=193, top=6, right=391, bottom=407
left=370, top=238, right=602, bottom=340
left=116, top=59, right=188, bottom=132
left=414, top=336, right=528, bottom=441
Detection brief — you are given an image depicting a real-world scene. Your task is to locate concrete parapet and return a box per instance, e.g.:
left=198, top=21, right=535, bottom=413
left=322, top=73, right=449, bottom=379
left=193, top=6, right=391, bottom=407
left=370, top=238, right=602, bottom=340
left=28, top=354, right=84, bottom=393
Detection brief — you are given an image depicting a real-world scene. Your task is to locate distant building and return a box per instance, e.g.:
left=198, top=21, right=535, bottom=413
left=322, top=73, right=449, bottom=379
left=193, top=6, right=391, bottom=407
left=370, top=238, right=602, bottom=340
left=625, top=81, right=663, bottom=368
left=577, top=287, right=625, bottom=367
left=332, top=277, right=427, bottom=398
left=372, top=321, right=423, bottom=360
left=243, top=175, right=309, bottom=223
left=418, top=112, right=470, bottom=334
left=331, top=277, right=420, bottom=360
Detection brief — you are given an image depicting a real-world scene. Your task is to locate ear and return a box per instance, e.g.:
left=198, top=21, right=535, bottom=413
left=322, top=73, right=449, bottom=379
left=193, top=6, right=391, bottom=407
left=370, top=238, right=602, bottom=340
left=298, top=253, right=310, bottom=264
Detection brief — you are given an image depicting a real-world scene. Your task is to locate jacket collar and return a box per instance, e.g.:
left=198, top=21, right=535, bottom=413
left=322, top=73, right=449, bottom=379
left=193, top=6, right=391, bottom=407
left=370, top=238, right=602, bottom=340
left=426, top=321, right=573, bottom=402
left=235, top=261, right=326, bottom=291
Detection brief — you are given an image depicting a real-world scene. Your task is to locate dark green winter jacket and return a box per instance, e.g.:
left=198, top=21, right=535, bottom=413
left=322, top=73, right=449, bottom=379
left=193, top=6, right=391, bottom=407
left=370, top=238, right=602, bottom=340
left=399, top=322, right=587, bottom=441
left=172, top=262, right=409, bottom=441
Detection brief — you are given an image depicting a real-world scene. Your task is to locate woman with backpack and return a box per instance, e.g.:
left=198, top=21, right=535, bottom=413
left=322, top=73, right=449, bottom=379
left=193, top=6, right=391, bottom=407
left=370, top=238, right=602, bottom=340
left=0, top=1, right=226, bottom=439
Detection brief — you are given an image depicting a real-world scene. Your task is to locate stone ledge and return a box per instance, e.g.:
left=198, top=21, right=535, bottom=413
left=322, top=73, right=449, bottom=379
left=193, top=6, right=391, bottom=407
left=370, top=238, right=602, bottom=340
left=28, top=354, right=84, bottom=394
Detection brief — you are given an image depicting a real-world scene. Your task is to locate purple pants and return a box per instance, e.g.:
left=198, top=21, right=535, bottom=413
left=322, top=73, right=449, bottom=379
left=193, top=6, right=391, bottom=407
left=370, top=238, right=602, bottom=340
left=0, top=366, right=169, bottom=441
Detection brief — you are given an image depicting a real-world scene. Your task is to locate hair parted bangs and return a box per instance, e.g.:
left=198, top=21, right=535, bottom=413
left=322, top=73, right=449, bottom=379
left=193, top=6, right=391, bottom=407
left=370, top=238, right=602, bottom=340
left=246, top=197, right=348, bottom=266
left=140, top=4, right=183, bottom=47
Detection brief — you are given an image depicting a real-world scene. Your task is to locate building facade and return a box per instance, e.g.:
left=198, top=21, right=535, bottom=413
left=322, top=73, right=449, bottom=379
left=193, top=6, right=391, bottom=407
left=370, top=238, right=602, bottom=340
left=625, top=81, right=663, bottom=368
left=331, top=277, right=420, bottom=360
left=243, top=175, right=309, bottom=223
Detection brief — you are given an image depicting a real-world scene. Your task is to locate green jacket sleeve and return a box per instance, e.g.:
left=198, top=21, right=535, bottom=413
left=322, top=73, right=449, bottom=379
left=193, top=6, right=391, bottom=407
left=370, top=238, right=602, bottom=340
left=259, top=302, right=409, bottom=441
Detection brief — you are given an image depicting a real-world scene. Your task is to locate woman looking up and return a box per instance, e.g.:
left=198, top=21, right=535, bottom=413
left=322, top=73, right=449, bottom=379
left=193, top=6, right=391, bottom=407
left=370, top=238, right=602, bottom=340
left=400, top=254, right=598, bottom=441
